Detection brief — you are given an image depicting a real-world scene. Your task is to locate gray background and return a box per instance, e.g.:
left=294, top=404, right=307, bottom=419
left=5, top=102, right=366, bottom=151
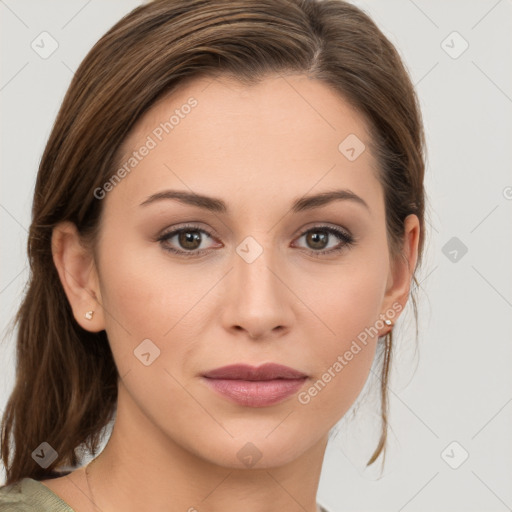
left=1, top=1, right=511, bottom=510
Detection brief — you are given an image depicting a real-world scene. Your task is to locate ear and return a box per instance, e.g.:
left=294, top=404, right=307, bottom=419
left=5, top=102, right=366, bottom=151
left=380, top=214, right=420, bottom=334
left=51, top=221, right=105, bottom=333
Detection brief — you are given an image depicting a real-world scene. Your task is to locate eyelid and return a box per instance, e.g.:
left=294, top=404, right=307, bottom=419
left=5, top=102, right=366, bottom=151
left=158, top=223, right=217, bottom=240
left=294, top=223, right=352, bottom=240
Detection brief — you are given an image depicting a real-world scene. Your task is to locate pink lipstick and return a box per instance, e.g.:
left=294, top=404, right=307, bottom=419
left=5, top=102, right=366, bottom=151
left=201, top=363, right=308, bottom=407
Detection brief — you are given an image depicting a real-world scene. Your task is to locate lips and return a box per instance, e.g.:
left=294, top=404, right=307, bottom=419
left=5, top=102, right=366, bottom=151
left=202, top=363, right=307, bottom=380
left=201, top=363, right=308, bottom=407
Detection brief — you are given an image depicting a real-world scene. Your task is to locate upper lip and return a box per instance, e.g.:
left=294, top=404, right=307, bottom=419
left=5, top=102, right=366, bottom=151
left=202, top=363, right=307, bottom=381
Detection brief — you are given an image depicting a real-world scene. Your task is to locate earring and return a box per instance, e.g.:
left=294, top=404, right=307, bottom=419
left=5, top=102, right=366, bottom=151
left=85, top=310, right=94, bottom=320
left=384, top=319, right=393, bottom=326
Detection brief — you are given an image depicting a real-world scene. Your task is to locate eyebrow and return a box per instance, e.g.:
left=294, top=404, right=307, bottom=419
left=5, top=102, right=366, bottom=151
left=139, top=189, right=370, bottom=213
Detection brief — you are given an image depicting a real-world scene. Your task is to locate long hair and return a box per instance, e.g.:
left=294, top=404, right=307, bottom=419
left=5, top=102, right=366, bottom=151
left=1, top=0, right=427, bottom=485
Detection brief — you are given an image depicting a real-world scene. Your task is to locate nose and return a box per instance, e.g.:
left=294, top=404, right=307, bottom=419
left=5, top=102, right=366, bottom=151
left=220, top=242, right=294, bottom=340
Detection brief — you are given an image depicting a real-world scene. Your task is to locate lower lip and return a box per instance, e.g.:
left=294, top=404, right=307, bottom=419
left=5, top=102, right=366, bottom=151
left=202, top=377, right=307, bottom=407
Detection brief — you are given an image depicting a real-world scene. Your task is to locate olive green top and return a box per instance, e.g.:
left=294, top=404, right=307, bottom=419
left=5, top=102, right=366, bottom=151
left=0, top=478, right=74, bottom=511
left=0, top=477, right=331, bottom=511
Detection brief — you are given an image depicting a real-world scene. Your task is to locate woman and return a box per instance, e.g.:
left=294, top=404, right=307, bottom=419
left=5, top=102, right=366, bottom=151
left=0, top=0, right=426, bottom=510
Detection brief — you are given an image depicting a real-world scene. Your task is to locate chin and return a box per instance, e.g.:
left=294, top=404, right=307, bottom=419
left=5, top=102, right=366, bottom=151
left=191, top=425, right=321, bottom=470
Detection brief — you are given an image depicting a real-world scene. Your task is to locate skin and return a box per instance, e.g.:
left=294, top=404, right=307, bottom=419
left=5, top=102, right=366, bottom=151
left=45, top=73, right=419, bottom=512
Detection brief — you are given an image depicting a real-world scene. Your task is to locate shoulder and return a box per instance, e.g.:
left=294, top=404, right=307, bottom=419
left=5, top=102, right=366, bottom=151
left=0, top=478, right=74, bottom=511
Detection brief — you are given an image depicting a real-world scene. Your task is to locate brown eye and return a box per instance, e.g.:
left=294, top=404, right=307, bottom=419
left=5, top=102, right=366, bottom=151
left=158, top=224, right=218, bottom=257
left=305, top=230, right=329, bottom=250
left=294, top=225, right=354, bottom=257
left=177, top=230, right=202, bottom=250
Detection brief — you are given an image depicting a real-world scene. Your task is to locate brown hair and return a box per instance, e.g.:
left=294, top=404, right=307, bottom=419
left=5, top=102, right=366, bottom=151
left=1, top=0, right=427, bottom=485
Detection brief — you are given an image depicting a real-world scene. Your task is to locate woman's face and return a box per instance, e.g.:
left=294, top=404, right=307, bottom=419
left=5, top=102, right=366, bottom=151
left=87, top=74, right=416, bottom=468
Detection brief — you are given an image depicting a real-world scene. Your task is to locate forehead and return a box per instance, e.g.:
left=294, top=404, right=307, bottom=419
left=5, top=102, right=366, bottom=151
left=107, top=73, right=382, bottom=214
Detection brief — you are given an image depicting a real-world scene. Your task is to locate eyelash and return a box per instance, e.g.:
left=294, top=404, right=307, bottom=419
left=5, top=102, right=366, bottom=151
left=157, top=223, right=355, bottom=259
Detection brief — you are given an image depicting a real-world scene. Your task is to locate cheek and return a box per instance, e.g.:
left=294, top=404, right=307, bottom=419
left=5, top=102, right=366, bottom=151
left=95, top=233, right=212, bottom=365
left=296, top=261, right=386, bottom=417
left=305, top=257, right=386, bottom=348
